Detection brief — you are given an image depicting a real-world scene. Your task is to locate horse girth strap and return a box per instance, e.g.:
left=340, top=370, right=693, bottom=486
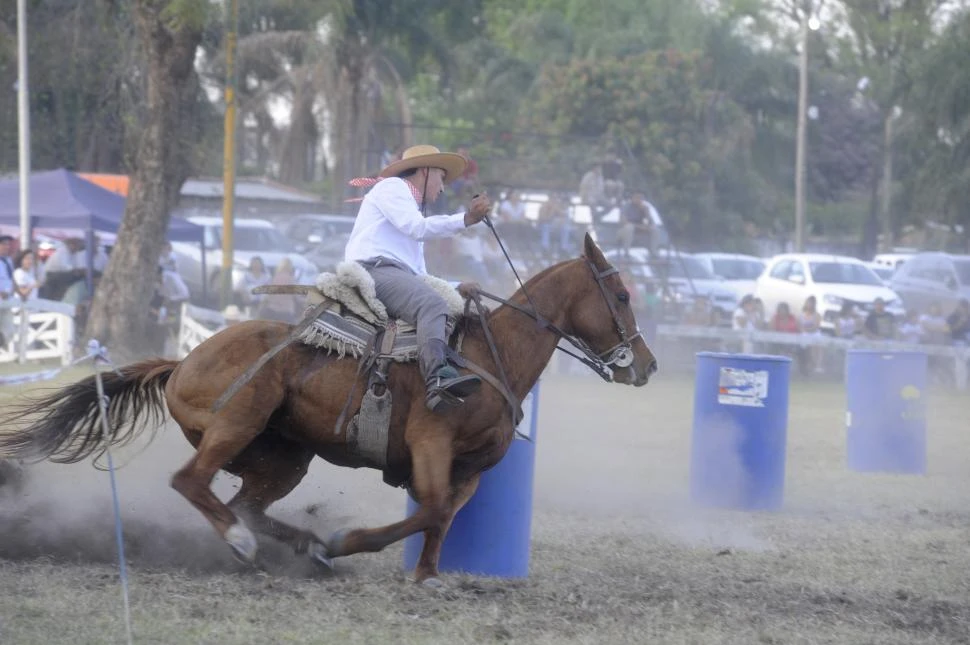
left=465, top=292, right=524, bottom=427
left=210, top=298, right=336, bottom=414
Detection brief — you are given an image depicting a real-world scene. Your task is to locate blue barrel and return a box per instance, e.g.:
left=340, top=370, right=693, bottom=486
left=845, top=350, right=927, bottom=474
left=690, top=352, right=791, bottom=511
left=402, top=383, right=540, bottom=577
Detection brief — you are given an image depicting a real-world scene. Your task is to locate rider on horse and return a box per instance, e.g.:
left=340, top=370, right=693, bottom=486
left=345, top=144, right=492, bottom=412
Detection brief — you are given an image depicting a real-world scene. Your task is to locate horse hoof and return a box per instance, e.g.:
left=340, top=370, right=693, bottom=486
left=225, top=521, right=258, bottom=564
left=307, top=541, right=335, bottom=571
left=420, top=576, right=444, bottom=589
left=325, top=528, right=351, bottom=558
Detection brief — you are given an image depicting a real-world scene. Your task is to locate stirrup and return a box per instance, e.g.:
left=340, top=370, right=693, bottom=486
left=425, top=374, right=482, bottom=412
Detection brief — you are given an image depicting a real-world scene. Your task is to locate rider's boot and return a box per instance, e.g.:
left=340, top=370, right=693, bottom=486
left=422, top=339, right=481, bottom=413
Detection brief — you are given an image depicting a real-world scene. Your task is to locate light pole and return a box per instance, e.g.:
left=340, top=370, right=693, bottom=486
left=17, top=0, right=31, bottom=249
left=220, top=0, right=240, bottom=309
left=794, top=9, right=820, bottom=253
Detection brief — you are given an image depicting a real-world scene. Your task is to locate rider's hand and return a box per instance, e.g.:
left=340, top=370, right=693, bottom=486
left=457, top=282, right=481, bottom=299
left=464, top=193, right=491, bottom=227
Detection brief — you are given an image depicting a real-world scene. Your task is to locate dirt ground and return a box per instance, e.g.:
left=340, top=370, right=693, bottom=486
left=0, top=367, right=969, bottom=645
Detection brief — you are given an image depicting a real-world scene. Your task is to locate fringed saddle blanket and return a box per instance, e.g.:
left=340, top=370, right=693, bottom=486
left=299, top=261, right=465, bottom=362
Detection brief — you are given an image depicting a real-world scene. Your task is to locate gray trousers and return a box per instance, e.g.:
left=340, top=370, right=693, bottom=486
left=361, top=258, right=450, bottom=384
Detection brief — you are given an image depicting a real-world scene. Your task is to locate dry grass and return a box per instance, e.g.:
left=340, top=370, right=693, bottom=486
left=1, top=370, right=969, bottom=644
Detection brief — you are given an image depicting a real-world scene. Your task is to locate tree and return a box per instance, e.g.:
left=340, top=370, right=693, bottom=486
left=85, top=0, right=206, bottom=355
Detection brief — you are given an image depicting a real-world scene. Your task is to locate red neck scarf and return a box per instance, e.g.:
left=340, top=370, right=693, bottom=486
left=347, top=176, right=424, bottom=205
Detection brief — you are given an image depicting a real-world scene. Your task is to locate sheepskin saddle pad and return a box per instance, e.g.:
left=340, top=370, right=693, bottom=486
left=299, top=261, right=465, bottom=362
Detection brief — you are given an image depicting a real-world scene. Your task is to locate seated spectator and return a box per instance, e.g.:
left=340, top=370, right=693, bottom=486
left=946, top=298, right=970, bottom=344
left=617, top=190, right=656, bottom=258
left=752, top=298, right=767, bottom=330
left=772, top=302, right=800, bottom=333
left=919, top=302, right=950, bottom=345
left=800, top=296, right=823, bottom=373
left=864, top=297, right=896, bottom=340
left=835, top=302, right=860, bottom=338
left=897, top=309, right=923, bottom=344
left=732, top=295, right=759, bottom=331
left=538, top=194, right=570, bottom=258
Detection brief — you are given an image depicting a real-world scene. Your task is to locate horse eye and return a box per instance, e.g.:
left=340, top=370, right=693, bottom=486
left=617, top=292, right=629, bottom=304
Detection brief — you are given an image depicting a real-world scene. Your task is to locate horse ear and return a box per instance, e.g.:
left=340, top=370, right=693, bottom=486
left=583, top=232, right=608, bottom=267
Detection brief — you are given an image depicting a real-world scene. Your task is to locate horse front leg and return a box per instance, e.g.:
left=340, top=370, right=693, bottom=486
left=325, top=429, right=453, bottom=573
left=413, top=474, right=481, bottom=585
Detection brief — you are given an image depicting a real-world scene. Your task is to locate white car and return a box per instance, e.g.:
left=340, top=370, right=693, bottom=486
left=693, top=253, right=766, bottom=304
left=172, top=216, right=318, bottom=302
left=755, top=253, right=905, bottom=331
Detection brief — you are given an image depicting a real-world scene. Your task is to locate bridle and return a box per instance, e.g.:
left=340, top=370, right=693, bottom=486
left=473, top=216, right=643, bottom=383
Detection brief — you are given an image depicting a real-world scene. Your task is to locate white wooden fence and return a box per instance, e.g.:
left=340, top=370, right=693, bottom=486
left=176, top=302, right=226, bottom=358
left=0, top=299, right=76, bottom=366
left=654, top=324, right=970, bottom=389
left=170, top=306, right=970, bottom=390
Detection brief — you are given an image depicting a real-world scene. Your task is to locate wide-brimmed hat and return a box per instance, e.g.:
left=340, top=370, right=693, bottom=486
left=379, top=145, right=467, bottom=184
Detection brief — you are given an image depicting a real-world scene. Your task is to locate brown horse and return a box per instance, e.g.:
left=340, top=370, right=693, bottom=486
left=0, top=234, right=657, bottom=584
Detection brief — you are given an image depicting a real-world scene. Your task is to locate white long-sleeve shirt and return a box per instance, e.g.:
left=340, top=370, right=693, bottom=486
left=344, top=177, right=466, bottom=275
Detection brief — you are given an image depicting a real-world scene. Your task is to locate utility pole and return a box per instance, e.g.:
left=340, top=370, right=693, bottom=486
left=794, top=11, right=809, bottom=253
left=17, top=0, right=31, bottom=249
left=220, top=0, right=240, bottom=309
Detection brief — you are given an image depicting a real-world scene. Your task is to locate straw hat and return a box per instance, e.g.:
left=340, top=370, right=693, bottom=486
left=379, top=145, right=467, bottom=184
left=222, top=305, right=247, bottom=322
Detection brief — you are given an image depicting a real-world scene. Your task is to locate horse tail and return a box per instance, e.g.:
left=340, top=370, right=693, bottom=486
left=0, top=358, right=178, bottom=464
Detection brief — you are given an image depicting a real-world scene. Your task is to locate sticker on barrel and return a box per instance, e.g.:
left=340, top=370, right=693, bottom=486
left=717, top=367, right=769, bottom=407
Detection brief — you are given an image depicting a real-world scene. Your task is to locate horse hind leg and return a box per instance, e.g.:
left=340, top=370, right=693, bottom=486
left=170, top=419, right=267, bottom=565
left=224, top=436, right=335, bottom=570
left=325, top=427, right=454, bottom=577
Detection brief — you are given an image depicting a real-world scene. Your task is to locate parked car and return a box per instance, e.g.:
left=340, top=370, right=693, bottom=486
left=864, top=262, right=896, bottom=285
left=605, top=248, right=739, bottom=325
left=282, top=214, right=357, bottom=251
left=171, top=216, right=318, bottom=303
left=872, top=251, right=915, bottom=271
left=693, top=253, right=766, bottom=304
left=889, top=252, right=970, bottom=313
left=755, top=253, right=905, bottom=332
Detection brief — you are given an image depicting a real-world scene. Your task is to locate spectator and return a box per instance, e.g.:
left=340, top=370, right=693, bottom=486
left=40, top=238, right=86, bottom=301
left=752, top=298, right=767, bottom=330
left=159, top=241, right=178, bottom=272
left=13, top=248, right=42, bottom=302
left=732, top=295, right=758, bottom=331
left=617, top=190, right=656, bottom=258
left=538, top=194, right=570, bottom=258
left=835, top=302, right=859, bottom=338
left=945, top=298, right=970, bottom=344
left=864, top=297, right=896, bottom=340
left=772, top=302, right=800, bottom=333
left=220, top=304, right=248, bottom=329
left=800, top=296, right=823, bottom=373
left=578, top=163, right=606, bottom=220
left=898, top=309, right=923, bottom=344
left=257, top=257, right=302, bottom=322
left=919, top=302, right=949, bottom=345
left=0, top=235, right=15, bottom=347
left=236, top=256, right=271, bottom=311
left=497, top=190, right=526, bottom=225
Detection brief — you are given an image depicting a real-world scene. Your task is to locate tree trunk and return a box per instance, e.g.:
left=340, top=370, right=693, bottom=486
left=85, top=0, right=203, bottom=358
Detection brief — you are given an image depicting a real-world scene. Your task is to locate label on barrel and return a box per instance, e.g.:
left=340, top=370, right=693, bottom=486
left=717, top=367, right=769, bottom=407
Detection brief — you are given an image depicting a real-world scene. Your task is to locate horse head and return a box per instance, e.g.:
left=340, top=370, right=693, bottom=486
left=567, top=233, right=658, bottom=386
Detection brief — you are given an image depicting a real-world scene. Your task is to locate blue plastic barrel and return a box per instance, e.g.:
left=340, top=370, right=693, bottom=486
left=690, top=352, right=791, bottom=511
left=845, top=350, right=927, bottom=474
left=402, top=382, right=540, bottom=577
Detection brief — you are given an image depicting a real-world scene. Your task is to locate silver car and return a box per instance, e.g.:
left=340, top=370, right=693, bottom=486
left=889, top=252, right=970, bottom=313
